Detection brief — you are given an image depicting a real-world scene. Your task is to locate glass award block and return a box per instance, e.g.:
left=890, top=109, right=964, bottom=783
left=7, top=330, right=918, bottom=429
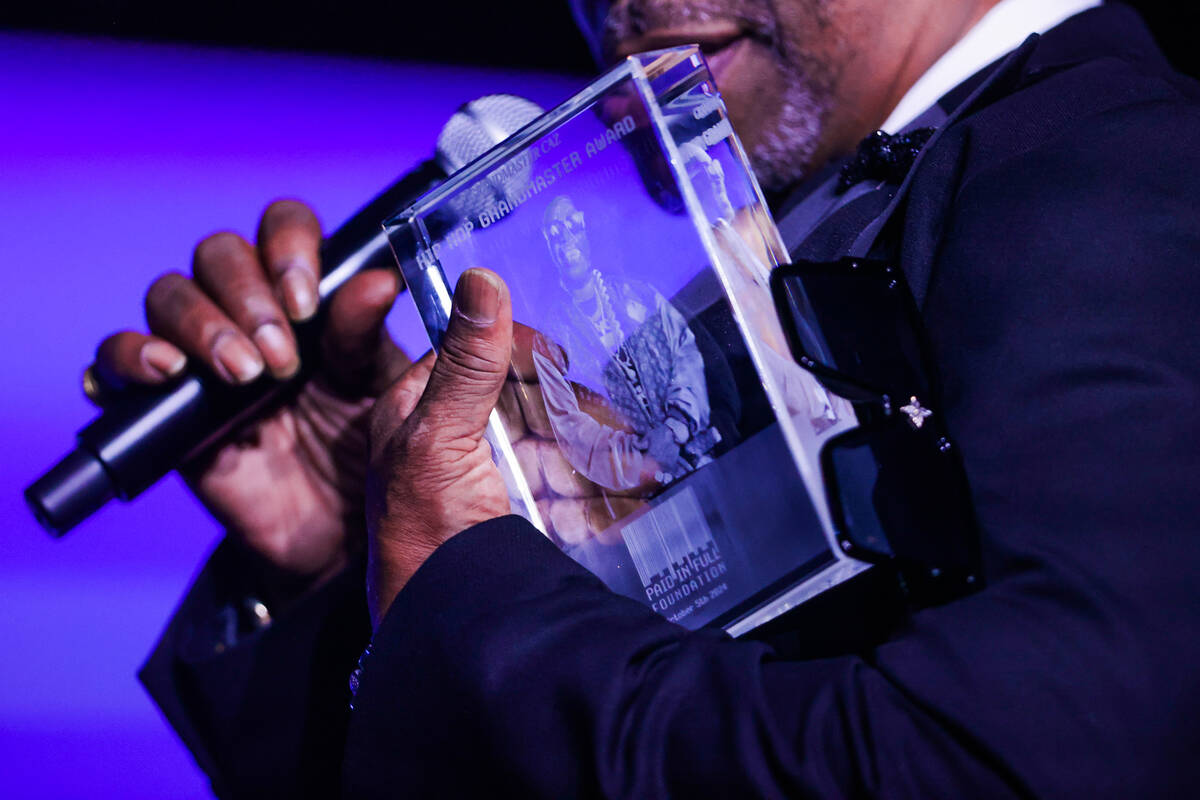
left=385, top=47, right=870, bottom=635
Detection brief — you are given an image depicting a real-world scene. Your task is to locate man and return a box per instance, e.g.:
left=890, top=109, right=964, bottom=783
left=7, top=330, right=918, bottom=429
left=110, top=0, right=1199, bottom=796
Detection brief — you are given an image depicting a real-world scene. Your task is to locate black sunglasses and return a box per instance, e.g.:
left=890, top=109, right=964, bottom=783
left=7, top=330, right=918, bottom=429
left=770, top=257, right=982, bottom=608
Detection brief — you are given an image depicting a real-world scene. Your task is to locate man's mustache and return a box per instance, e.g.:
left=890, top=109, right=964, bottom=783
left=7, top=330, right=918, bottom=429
left=602, top=0, right=775, bottom=50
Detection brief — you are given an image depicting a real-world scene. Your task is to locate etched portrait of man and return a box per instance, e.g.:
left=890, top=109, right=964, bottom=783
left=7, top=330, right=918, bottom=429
left=530, top=194, right=722, bottom=494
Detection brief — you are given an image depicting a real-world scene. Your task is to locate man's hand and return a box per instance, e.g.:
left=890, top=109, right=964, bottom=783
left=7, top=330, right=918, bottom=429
left=90, top=200, right=410, bottom=600
left=365, top=268, right=513, bottom=628
left=641, top=423, right=683, bottom=473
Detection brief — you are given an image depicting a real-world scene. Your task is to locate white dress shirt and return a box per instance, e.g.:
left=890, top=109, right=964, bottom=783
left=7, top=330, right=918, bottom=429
left=881, top=0, right=1102, bottom=132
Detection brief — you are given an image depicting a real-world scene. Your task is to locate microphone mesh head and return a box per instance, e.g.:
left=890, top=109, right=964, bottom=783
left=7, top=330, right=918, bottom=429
left=436, top=94, right=545, bottom=174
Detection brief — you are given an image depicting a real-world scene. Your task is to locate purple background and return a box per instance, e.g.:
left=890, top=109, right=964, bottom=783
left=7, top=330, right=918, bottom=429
left=0, top=32, right=577, bottom=797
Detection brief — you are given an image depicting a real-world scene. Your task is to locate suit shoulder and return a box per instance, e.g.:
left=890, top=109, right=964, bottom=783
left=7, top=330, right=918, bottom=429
left=954, top=53, right=1200, bottom=187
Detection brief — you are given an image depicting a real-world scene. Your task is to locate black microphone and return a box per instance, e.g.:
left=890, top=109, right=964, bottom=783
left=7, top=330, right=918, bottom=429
left=26, top=94, right=545, bottom=537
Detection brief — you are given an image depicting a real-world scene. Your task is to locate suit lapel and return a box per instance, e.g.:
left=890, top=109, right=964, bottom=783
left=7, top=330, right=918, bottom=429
left=846, top=36, right=1039, bottom=263
left=779, top=4, right=1168, bottom=307
left=777, top=38, right=1039, bottom=310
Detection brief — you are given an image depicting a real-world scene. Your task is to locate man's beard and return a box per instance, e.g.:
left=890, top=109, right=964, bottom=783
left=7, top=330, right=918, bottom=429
left=603, top=0, right=835, bottom=192
left=748, top=61, right=829, bottom=192
left=603, top=0, right=774, bottom=39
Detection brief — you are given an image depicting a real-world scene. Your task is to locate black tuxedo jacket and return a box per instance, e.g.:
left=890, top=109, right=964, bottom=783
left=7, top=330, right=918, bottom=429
left=141, top=5, right=1200, bottom=797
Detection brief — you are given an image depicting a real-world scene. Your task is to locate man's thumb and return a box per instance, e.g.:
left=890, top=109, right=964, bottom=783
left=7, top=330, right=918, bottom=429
left=418, top=268, right=513, bottom=438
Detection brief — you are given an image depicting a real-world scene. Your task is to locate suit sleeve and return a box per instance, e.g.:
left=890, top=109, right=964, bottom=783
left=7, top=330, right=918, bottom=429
left=343, top=518, right=1027, bottom=799
left=139, top=541, right=370, bottom=800
left=343, top=98, right=1200, bottom=798
left=881, top=96, right=1200, bottom=796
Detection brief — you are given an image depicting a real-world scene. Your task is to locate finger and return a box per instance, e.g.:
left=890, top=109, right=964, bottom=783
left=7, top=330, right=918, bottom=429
left=510, top=322, right=543, bottom=381
left=512, top=437, right=545, bottom=497
left=193, top=231, right=300, bottom=379
left=539, top=439, right=596, bottom=498
left=145, top=271, right=264, bottom=384
left=93, top=330, right=187, bottom=395
left=496, top=381, right=529, bottom=441
left=257, top=199, right=322, bottom=322
left=323, top=268, right=406, bottom=394
left=548, top=499, right=591, bottom=545
left=417, top=268, right=513, bottom=442
left=369, top=350, right=436, bottom=453
left=515, top=379, right=554, bottom=437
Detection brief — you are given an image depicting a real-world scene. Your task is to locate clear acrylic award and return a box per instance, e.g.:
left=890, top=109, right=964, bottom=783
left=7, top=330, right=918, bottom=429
left=385, top=47, right=871, bottom=636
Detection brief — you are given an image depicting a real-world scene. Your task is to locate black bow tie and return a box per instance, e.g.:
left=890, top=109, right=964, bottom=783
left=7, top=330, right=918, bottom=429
left=838, top=127, right=936, bottom=193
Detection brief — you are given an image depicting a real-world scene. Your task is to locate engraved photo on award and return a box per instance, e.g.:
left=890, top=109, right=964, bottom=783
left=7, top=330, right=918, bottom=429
left=385, top=47, right=872, bottom=636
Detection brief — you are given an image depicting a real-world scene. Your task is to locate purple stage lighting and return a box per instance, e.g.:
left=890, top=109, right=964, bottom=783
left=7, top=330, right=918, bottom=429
left=0, top=32, right=578, bottom=798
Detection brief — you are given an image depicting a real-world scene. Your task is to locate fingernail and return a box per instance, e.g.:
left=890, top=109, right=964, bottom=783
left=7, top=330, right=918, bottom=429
left=253, top=322, right=300, bottom=378
left=378, top=269, right=401, bottom=303
left=363, top=269, right=401, bottom=311
left=281, top=265, right=318, bottom=321
left=212, top=332, right=264, bottom=384
left=454, top=269, right=500, bottom=325
left=141, top=341, right=187, bottom=379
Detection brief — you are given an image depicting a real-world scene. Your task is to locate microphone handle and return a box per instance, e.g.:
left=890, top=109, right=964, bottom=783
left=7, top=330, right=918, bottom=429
left=26, top=159, right=445, bottom=536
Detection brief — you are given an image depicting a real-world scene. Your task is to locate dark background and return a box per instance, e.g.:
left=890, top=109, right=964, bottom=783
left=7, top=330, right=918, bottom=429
left=1, top=1, right=1193, bottom=76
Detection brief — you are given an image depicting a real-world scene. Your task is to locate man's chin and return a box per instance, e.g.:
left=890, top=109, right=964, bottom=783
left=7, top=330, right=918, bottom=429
left=746, top=84, right=827, bottom=192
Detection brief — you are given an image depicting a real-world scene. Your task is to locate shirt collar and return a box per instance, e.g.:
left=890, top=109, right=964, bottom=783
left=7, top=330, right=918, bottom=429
left=880, top=0, right=1102, bottom=132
